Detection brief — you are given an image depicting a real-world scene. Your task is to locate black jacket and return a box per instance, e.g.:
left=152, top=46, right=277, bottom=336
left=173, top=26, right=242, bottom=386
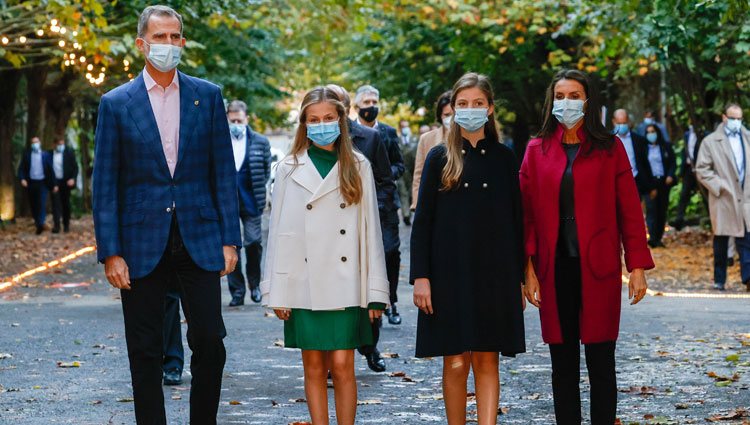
left=634, top=135, right=677, bottom=193
left=48, top=147, right=79, bottom=182
left=17, top=148, right=55, bottom=188
left=348, top=120, right=397, bottom=212
left=680, top=129, right=705, bottom=176
left=375, top=123, right=405, bottom=181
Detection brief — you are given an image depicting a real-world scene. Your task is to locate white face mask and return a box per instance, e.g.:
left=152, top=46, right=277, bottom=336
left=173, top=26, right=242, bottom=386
left=552, top=99, right=586, bottom=129
left=142, top=40, right=182, bottom=72
left=442, top=115, right=453, bottom=129
left=727, top=118, right=743, bottom=134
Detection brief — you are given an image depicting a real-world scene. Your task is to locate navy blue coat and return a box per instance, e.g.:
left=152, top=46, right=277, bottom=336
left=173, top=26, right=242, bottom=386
left=634, top=135, right=677, bottom=192
left=17, top=148, right=55, bottom=188
left=237, top=126, right=271, bottom=217
left=349, top=120, right=397, bottom=212
left=92, top=71, right=242, bottom=279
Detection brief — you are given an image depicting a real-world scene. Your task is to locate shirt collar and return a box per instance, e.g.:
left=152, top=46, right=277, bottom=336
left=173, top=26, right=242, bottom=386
left=143, top=67, right=179, bottom=91
left=356, top=117, right=379, bottom=128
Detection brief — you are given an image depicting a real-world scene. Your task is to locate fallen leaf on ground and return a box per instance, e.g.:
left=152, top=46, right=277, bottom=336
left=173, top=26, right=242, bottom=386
left=117, top=397, right=134, bottom=403
left=229, top=400, right=242, bottom=405
left=0, top=353, right=12, bottom=359
left=706, top=408, right=748, bottom=422
left=56, top=361, right=80, bottom=368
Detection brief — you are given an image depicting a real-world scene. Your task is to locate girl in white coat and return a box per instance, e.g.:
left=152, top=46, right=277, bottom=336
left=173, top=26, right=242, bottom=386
left=261, top=86, right=390, bottom=425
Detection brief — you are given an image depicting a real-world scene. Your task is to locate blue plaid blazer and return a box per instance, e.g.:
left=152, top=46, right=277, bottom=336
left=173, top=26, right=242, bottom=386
left=92, top=71, right=241, bottom=279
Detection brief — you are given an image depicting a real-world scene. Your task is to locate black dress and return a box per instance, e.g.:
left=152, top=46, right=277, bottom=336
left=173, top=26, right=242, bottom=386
left=410, top=139, right=526, bottom=358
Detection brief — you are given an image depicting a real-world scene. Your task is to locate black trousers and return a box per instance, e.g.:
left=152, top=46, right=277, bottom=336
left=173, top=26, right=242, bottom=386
left=549, top=256, right=617, bottom=424
left=121, top=216, right=226, bottom=425
left=644, top=177, right=669, bottom=244
left=27, top=179, right=48, bottom=228
left=51, top=179, right=72, bottom=229
left=227, top=241, right=262, bottom=297
left=162, top=286, right=184, bottom=373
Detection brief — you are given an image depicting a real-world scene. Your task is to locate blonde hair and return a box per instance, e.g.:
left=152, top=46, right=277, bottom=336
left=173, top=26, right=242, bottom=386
left=290, top=86, right=362, bottom=205
left=441, top=72, right=499, bottom=190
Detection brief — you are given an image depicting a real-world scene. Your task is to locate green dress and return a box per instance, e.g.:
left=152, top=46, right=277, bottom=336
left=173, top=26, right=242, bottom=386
left=283, top=144, right=385, bottom=351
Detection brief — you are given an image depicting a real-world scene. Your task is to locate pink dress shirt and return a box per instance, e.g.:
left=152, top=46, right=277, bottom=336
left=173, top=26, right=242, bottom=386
left=143, top=68, right=180, bottom=177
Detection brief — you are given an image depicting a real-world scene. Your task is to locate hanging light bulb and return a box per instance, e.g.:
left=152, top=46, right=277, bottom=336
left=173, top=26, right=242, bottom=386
left=19, top=36, right=27, bottom=43
left=64, top=60, right=70, bottom=66
left=60, top=27, right=67, bottom=34
left=85, top=73, right=92, bottom=79
left=72, top=31, right=78, bottom=37
left=58, top=40, right=65, bottom=47
left=1, top=37, right=8, bottom=45
left=51, top=19, right=58, bottom=26
left=79, top=56, right=86, bottom=63
left=36, top=29, right=44, bottom=37
left=86, top=64, right=93, bottom=71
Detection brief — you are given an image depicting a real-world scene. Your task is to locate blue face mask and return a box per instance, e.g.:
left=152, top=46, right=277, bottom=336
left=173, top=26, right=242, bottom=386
left=229, top=124, right=245, bottom=139
left=643, top=117, right=655, bottom=125
left=454, top=108, right=489, bottom=132
left=614, top=123, right=629, bottom=136
left=552, top=99, right=586, bottom=129
left=55, top=144, right=65, bottom=153
left=646, top=133, right=658, bottom=144
left=31, top=142, right=41, bottom=152
left=143, top=41, right=182, bottom=73
left=307, top=121, right=340, bottom=146
left=726, top=118, right=743, bottom=134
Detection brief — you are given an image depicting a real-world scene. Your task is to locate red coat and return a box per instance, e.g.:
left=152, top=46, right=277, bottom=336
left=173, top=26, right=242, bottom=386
left=520, top=125, right=655, bottom=344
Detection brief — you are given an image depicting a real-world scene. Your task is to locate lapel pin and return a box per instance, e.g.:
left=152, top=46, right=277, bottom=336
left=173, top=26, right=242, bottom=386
left=194, top=100, right=199, bottom=106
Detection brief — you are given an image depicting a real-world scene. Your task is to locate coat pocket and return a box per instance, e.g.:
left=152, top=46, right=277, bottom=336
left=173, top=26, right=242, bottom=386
left=273, top=233, right=302, bottom=274
left=121, top=212, right=145, bottom=227
left=586, top=229, right=621, bottom=280
left=199, top=206, right=219, bottom=221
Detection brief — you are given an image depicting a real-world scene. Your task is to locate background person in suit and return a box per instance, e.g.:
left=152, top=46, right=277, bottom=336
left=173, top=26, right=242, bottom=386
left=50, top=135, right=79, bottom=233
left=637, top=124, right=677, bottom=247
left=398, top=122, right=417, bottom=226
left=226, top=100, right=272, bottom=306
left=327, top=84, right=394, bottom=372
left=635, top=110, right=671, bottom=143
left=92, top=6, right=240, bottom=424
left=353, top=85, right=404, bottom=327
left=673, top=124, right=707, bottom=230
left=412, top=91, right=453, bottom=211
left=696, top=103, right=750, bottom=292
left=18, top=136, right=56, bottom=234
left=612, top=109, right=652, bottom=197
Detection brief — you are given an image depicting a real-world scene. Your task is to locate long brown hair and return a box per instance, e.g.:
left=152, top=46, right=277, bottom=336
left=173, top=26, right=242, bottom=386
left=442, top=72, right=499, bottom=190
left=289, top=86, right=362, bottom=205
left=537, top=69, right=613, bottom=151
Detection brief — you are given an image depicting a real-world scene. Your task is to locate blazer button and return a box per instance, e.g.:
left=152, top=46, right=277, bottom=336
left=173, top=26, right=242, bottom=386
left=481, top=149, right=486, bottom=155
left=482, top=183, right=488, bottom=188
left=464, top=182, right=469, bottom=188
left=340, top=229, right=346, bottom=235
left=304, top=258, right=307, bottom=262
left=306, top=204, right=313, bottom=210
left=166, top=207, right=172, bottom=213
left=341, top=256, right=347, bottom=262
left=340, top=203, right=346, bottom=209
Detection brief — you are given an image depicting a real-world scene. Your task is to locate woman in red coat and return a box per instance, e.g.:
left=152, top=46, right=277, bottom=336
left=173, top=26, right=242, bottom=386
left=521, top=69, right=654, bottom=424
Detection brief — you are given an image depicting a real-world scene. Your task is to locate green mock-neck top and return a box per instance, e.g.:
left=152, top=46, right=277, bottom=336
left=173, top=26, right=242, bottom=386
left=307, top=144, right=338, bottom=178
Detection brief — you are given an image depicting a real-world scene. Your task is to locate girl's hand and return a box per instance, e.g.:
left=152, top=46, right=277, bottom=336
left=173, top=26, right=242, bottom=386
left=273, top=308, right=291, bottom=321
left=524, top=259, right=541, bottom=308
left=369, top=308, right=384, bottom=323
left=413, top=278, right=433, bottom=314
left=628, top=268, right=648, bottom=305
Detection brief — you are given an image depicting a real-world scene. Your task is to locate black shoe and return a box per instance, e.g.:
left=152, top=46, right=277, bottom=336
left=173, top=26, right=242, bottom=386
left=35, top=226, right=44, bottom=235
left=403, top=216, right=411, bottom=226
left=229, top=296, right=244, bottom=307
left=63, top=225, right=70, bottom=233
left=387, top=304, right=402, bottom=325
left=250, top=287, right=262, bottom=303
left=713, top=282, right=726, bottom=291
left=671, top=218, right=685, bottom=231
left=163, top=369, right=182, bottom=386
left=728, top=258, right=736, bottom=267
left=52, top=226, right=60, bottom=234
left=365, top=351, right=386, bottom=373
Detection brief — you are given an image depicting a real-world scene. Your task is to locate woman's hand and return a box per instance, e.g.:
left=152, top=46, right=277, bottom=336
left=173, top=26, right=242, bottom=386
left=628, top=268, right=648, bottom=305
left=369, top=308, right=384, bottom=323
left=413, top=278, right=433, bottom=314
left=273, top=308, right=291, bottom=321
left=649, top=189, right=657, bottom=200
left=524, top=259, right=541, bottom=308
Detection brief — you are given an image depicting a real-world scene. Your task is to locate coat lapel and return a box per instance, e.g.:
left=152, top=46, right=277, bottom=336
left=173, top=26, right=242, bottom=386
left=309, top=161, right=340, bottom=203
left=716, top=127, right=741, bottom=182
left=126, top=74, right=170, bottom=177
left=176, top=72, right=199, bottom=169
left=289, top=151, right=323, bottom=194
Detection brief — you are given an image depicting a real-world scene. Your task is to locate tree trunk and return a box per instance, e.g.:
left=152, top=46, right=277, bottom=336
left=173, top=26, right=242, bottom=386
left=42, top=71, right=76, bottom=143
left=0, top=69, right=22, bottom=221
left=78, top=103, right=94, bottom=212
left=25, top=65, right=48, bottom=146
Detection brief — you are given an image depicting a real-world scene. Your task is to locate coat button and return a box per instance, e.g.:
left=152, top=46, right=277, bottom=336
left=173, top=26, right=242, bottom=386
left=482, top=183, right=488, bottom=188
left=305, top=258, right=307, bottom=262
left=464, top=182, right=469, bottom=188
left=306, top=204, right=313, bottom=210
left=340, top=203, right=346, bottom=209
left=461, top=149, right=466, bottom=155
left=166, top=207, right=172, bottom=213
left=341, top=256, right=347, bottom=262
left=481, top=149, right=486, bottom=155
left=340, top=229, right=346, bottom=235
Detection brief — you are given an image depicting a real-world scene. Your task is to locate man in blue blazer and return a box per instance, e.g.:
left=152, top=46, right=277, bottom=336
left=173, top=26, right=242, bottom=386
left=18, top=136, right=56, bottom=234
left=225, top=100, right=272, bottom=306
left=92, top=6, right=240, bottom=424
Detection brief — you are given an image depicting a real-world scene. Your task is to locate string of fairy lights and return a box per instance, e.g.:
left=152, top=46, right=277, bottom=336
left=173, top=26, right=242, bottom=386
left=1, top=17, right=133, bottom=86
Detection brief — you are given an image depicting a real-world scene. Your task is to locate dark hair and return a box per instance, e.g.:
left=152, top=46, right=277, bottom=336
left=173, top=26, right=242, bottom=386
left=227, top=100, right=248, bottom=114
left=435, top=91, right=452, bottom=124
left=538, top=69, right=613, bottom=151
